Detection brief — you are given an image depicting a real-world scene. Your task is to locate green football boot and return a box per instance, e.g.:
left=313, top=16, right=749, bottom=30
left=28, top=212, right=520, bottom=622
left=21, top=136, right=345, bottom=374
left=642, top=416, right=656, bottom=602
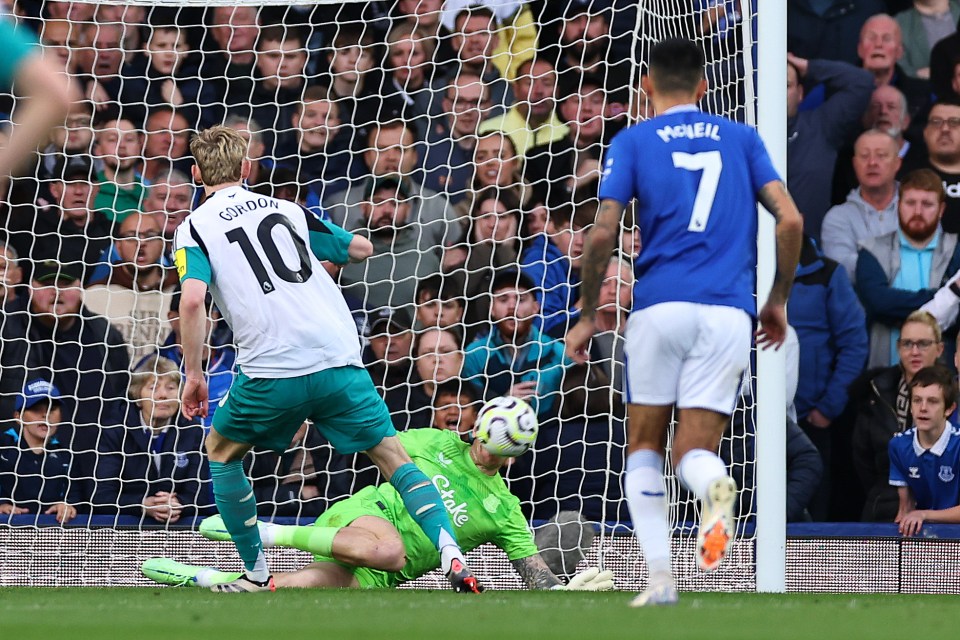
left=141, top=557, right=241, bottom=587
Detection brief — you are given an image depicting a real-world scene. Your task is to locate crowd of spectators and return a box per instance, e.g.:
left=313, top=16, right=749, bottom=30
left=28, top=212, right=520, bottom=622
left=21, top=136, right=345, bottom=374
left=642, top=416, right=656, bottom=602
left=2, top=1, right=960, bottom=529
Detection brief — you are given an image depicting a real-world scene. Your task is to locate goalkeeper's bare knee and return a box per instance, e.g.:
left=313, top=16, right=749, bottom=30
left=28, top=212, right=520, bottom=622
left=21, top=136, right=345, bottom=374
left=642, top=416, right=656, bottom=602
left=342, top=534, right=406, bottom=572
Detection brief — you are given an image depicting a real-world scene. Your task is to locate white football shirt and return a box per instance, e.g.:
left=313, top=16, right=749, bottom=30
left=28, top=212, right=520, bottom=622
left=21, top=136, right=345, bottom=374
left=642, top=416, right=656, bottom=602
left=173, top=185, right=363, bottom=378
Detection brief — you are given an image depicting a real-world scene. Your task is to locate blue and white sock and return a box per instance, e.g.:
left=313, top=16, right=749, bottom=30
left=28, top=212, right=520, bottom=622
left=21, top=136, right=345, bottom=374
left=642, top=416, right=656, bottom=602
left=624, top=449, right=672, bottom=579
left=676, top=448, right=727, bottom=500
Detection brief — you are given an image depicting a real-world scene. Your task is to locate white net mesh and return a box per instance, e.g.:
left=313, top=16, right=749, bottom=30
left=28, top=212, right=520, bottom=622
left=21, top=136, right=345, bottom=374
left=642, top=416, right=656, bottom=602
left=0, top=0, right=762, bottom=590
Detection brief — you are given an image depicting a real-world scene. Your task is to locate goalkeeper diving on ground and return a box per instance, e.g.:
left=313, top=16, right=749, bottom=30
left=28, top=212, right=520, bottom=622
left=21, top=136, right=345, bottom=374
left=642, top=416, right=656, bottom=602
left=142, top=425, right=615, bottom=592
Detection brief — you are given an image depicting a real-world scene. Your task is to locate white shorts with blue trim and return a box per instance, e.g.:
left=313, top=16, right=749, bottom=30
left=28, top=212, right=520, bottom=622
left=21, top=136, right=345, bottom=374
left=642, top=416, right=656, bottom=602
left=623, top=301, right=751, bottom=414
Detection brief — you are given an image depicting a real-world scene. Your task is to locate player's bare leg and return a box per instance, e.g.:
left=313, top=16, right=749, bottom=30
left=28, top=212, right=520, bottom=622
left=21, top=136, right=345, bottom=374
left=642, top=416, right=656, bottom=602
left=202, top=513, right=406, bottom=571
left=675, top=408, right=737, bottom=572
left=191, top=515, right=403, bottom=589
left=273, top=562, right=361, bottom=589
left=624, top=404, right=678, bottom=607
left=328, top=516, right=406, bottom=572
left=367, top=435, right=482, bottom=593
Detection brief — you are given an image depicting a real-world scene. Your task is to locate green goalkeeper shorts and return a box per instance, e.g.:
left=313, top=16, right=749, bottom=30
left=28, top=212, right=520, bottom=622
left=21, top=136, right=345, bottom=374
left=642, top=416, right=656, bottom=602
left=311, top=486, right=403, bottom=590
left=212, top=365, right=396, bottom=454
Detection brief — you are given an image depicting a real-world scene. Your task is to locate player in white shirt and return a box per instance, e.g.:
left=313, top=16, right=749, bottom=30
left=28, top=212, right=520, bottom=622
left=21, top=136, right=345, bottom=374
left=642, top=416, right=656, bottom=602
left=173, top=126, right=480, bottom=594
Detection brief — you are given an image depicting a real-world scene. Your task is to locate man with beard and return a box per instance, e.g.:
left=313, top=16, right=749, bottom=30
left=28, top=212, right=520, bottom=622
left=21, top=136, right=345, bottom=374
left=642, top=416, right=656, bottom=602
left=337, top=177, right=443, bottom=311
left=92, top=114, right=145, bottom=224
left=901, top=98, right=960, bottom=232
left=856, top=169, right=960, bottom=367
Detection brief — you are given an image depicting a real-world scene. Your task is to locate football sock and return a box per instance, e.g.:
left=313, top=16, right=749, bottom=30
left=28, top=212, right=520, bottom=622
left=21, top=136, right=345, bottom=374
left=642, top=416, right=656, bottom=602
left=676, top=448, right=728, bottom=500
left=210, top=460, right=269, bottom=581
left=269, top=524, right=338, bottom=557
left=439, top=530, right=464, bottom=574
left=390, top=462, right=465, bottom=571
left=195, top=568, right=242, bottom=588
left=625, top=450, right=672, bottom=578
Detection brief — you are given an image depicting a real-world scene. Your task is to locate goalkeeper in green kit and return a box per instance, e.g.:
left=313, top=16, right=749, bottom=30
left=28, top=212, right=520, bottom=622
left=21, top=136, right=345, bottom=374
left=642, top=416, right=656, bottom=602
left=142, top=425, right=614, bottom=591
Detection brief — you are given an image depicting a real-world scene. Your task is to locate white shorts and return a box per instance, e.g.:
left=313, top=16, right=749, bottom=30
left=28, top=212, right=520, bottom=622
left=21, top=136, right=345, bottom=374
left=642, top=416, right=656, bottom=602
left=623, top=302, right=751, bottom=414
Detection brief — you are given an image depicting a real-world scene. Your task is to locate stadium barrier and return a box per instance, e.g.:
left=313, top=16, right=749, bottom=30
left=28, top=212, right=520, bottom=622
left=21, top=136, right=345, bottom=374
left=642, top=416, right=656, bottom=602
left=3, top=519, right=958, bottom=593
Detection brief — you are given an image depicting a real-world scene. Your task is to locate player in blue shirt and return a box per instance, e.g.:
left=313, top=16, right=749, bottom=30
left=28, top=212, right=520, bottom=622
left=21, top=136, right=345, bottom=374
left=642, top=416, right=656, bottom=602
left=566, top=38, right=804, bottom=607
left=889, top=364, right=960, bottom=536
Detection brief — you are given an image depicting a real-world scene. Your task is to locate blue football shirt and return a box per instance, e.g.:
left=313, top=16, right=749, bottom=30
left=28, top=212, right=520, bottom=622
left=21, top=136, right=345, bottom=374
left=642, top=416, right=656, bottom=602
left=598, top=105, right=781, bottom=317
left=888, top=425, right=960, bottom=510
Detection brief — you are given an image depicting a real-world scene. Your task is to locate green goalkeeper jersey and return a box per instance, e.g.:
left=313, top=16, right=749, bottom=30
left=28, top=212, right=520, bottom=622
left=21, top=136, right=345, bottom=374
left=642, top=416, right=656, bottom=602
left=372, top=428, right=538, bottom=582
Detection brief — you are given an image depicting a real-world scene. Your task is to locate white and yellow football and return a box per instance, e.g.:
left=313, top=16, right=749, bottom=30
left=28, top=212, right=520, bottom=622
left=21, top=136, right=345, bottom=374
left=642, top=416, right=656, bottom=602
left=475, top=396, right=539, bottom=457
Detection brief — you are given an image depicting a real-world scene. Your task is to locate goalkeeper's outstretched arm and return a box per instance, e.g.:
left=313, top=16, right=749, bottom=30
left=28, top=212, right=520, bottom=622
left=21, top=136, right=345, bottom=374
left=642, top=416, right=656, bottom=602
left=511, top=554, right=615, bottom=591
left=512, top=554, right=563, bottom=589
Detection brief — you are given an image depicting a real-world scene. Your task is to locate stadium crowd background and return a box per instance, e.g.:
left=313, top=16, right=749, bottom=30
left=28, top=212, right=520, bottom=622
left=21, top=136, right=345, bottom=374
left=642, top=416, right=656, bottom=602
left=0, top=0, right=958, bottom=530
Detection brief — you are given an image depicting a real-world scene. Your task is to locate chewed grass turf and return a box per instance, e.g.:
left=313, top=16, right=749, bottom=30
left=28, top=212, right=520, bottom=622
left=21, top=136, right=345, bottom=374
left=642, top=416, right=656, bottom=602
left=1, top=588, right=958, bottom=640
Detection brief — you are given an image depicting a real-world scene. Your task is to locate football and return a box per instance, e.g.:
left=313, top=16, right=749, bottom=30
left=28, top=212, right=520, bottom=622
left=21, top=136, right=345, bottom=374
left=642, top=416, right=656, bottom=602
left=475, top=396, right=539, bottom=457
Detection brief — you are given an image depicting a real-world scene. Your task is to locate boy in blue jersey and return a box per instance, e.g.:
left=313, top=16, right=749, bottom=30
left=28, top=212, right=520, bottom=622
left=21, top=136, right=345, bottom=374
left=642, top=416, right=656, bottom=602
left=566, top=38, right=804, bottom=607
left=889, top=364, right=960, bottom=536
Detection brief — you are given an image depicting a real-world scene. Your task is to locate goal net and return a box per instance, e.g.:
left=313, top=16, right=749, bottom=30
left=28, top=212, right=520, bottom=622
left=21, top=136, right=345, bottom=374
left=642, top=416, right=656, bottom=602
left=0, top=0, right=767, bottom=591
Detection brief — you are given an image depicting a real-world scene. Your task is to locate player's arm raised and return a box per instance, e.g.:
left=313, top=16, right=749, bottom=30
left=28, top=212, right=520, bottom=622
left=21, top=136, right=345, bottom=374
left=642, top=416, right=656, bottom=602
left=2, top=55, right=76, bottom=180
left=756, top=180, right=804, bottom=350
left=565, top=198, right=624, bottom=363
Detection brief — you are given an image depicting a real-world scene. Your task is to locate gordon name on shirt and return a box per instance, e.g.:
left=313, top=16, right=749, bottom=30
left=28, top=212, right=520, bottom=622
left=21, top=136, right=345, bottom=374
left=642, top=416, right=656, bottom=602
left=656, top=122, right=722, bottom=143
left=217, top=196, right=281, bottom=221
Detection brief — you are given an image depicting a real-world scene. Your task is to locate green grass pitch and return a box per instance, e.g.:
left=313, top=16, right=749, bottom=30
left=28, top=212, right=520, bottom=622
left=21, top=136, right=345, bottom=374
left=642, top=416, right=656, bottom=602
left=1, top=588, right=957, bottom=640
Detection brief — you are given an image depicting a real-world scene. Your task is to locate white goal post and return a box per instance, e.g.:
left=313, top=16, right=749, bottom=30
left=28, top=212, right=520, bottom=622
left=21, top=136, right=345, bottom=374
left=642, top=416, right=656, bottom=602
left=0, top=0, right=786, bottom=592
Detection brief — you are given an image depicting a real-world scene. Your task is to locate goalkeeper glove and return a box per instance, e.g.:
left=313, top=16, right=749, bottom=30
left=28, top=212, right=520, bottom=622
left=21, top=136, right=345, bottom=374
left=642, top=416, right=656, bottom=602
left=551, top=567, right=615, bottom=591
